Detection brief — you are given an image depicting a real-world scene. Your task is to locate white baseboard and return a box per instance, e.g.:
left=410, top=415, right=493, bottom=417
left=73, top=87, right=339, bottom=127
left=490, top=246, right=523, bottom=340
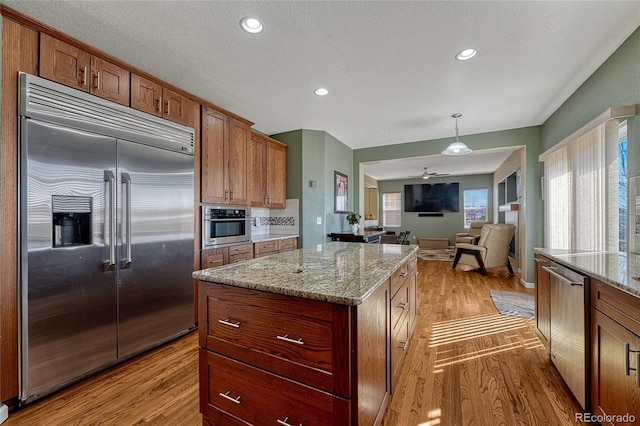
left=520, top=278, right=534, bottom=289
left=0, top=403, right=8, bottom=424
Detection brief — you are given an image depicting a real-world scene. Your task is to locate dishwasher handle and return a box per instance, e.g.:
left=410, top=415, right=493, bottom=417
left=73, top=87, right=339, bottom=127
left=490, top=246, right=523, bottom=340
left=542, top=266, right=584, bottom=286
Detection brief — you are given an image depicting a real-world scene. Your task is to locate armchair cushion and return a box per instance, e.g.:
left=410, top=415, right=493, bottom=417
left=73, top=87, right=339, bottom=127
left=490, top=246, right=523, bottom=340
left=455, top=221, right=491, bottom=244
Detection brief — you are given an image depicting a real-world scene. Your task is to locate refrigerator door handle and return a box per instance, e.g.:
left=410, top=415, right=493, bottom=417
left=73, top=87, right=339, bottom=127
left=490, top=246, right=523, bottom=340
left=121, top=172, right=133, bottom=269
left=104, top=170, right=116, bottom=271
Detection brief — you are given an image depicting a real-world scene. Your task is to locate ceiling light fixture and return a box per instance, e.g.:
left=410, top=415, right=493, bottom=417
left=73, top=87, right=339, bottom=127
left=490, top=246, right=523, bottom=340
left=314, top=88, right=329, bottom=96
left=240, top=17, right=263, bottom=34
left=442, top=113, right=472, bottom=156
left=455, top=48, right=477, bottom=61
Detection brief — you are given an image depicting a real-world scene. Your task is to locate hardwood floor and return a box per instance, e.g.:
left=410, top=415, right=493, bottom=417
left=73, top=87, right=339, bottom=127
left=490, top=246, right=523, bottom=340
left=382, top=260, right=583, bottom=426
left=5, top=260, right=582, bottom=425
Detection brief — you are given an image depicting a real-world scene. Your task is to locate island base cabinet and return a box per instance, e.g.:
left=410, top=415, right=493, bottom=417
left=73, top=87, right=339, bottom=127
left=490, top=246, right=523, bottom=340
left=200, top=350, right=350, bottom=426
left=591, top=308, right=640, bottom=425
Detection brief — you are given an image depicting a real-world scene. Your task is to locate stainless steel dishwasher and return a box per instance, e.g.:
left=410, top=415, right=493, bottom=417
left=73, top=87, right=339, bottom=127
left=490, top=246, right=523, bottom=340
left=543, top=262, right=589, bottom=409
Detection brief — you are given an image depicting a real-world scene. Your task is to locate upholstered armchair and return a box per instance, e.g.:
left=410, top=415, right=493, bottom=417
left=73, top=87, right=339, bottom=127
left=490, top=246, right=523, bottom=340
left=452, top=224, right=516, bottom=275
left=455, top=220, right=491, bottom=244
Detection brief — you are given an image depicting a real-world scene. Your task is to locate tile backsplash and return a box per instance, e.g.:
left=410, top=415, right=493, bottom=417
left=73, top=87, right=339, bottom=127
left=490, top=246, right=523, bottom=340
left=251, top=199, right=299, bottom=236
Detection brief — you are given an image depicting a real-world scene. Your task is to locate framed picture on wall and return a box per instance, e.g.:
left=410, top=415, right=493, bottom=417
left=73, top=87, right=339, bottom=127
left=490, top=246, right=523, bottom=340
left=334, top=171, right=348, bottom=213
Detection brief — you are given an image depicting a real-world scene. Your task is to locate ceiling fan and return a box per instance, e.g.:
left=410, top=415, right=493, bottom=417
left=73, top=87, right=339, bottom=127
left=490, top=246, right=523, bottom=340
left=414, top=167, right=450, bottom=180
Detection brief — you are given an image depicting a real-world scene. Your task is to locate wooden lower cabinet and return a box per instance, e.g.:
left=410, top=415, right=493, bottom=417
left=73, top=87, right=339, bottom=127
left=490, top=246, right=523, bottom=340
left=253, top=237, right=297, bottom=258
left=591, top=279, right=640, bottom=424
left=198, top=260, right=405, bottom=425
left=534, top=254, right=551, bottom=350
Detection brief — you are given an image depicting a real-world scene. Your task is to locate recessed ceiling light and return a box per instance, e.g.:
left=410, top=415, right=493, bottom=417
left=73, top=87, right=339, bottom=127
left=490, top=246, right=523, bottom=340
left=240, top=17, right=263, bottom=34
left=455, top=48, right=477, bottom=61
left=314, top=88, right=329, bottom=96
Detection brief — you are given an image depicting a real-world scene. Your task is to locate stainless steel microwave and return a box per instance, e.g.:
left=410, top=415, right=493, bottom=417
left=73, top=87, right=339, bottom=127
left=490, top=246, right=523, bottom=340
left=202, top=205, right=251, bottom=248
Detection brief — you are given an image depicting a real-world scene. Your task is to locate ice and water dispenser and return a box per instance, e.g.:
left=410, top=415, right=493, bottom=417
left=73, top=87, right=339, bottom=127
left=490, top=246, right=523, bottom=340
left=52, top=195, right=92, bottom=247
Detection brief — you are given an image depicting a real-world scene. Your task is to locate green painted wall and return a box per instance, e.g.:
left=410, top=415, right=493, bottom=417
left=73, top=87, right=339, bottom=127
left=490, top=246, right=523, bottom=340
left=271, top=129, right=354, bottom=247
left=377, top=174, right=494, bottom=245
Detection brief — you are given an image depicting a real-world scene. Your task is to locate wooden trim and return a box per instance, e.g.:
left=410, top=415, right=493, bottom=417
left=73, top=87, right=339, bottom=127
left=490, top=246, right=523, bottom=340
left=1, top=17, right=39, bottom=402
left=0, top=4, right=253, bottom=126
left=539, top=104, right=636, bottom=161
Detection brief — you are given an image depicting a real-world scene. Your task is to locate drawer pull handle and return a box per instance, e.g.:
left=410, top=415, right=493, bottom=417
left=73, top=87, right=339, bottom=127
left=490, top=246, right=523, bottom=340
left=277, top=334, right=304, bottom=345
left=219, top=390, right=241, bottom=404
left=277, top=417, right=303, bottom=426
left=400, top=340, right=409, bottom=351
left=218, top=319, right=241, bottom=328
left=398, top=302, right=408, bottom=310
left=399, top=272, right=407, bottom=277
left=625, top=343, right=640, bottom=388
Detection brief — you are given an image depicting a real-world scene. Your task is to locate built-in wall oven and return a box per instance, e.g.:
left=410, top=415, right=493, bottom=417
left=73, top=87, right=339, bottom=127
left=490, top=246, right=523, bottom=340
left=202, top=205, right=251, bottom=248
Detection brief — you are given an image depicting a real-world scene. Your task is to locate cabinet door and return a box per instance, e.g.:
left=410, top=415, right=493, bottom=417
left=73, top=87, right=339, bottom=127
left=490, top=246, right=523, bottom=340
left=227, top=118, right=249, bottom=205
left=248, top=134, right=267, bottom=207
left=534, top=255, right=551, bottom=350
left=40, top=33, right=90, bottom=92
left=201, top=107, right=229, bottom=204
left=591, top=308, right=640, bottom=424
left=267, top=141, right=287, bottom=208
left=163, top=87, right=189, bottom=126
left=131, top=74, right=162, bottom=117
left=90, top=57, right=130, bottom=106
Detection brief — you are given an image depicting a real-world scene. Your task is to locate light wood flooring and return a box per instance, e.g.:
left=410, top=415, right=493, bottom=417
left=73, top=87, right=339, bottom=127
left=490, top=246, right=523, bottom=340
left=5, top=260, right=582, bottom=425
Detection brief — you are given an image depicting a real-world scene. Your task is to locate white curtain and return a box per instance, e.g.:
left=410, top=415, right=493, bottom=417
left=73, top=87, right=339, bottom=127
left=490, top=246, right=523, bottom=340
left=544, top=122, right=618, bottom=251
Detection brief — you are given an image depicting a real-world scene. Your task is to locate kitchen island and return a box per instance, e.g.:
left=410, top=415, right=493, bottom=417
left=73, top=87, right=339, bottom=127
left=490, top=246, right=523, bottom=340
left=193, top=242, right=418, bottom=425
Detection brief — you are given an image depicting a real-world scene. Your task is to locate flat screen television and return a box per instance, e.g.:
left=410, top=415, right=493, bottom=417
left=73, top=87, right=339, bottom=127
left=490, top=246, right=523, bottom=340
left=404, top=182, right=459, bottom=212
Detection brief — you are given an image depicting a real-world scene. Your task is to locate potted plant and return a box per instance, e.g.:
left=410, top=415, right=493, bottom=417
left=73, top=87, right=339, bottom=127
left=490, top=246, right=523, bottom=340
left=346, top=211, right=361, bottom=233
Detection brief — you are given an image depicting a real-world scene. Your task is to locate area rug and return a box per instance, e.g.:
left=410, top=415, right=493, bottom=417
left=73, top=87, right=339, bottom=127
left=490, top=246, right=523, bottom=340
left=417, top=248, right=455, bottom=261
left=489, top=290, right=534, bottom=319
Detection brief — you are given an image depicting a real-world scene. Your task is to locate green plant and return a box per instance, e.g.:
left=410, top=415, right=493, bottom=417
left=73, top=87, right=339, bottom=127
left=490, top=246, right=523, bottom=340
left=346, top=211, right=361, bottom=225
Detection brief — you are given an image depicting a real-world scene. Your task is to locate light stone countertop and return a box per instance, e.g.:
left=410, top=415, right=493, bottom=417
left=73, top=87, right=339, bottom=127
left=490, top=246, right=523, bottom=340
left=534, top=248, right=640, bottom=298
left=193, top=242, right=418, bottom=305
left=251, top=233, right=299, bottom=243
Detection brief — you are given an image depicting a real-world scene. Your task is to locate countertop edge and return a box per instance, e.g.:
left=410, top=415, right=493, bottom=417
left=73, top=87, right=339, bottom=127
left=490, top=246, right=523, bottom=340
left=534, top=248, right=640, bottom=299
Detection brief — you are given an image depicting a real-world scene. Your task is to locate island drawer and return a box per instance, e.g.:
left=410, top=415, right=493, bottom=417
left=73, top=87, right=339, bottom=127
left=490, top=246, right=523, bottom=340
left=391, top=278, right=410, bottom=333
left=391, top=314, right=410, bottom=389
left=591, top=279, right=640, bottom=335
left=200, top=350, right=350, bottom=426
left=199, top=282, right=351, bottom=396
left=390, top=254, right=417, bottom=297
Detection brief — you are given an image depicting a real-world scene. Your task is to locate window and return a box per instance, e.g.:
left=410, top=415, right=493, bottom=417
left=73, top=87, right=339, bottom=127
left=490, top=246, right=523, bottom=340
left=463, top=188, right=488, bottom=228
left=618, top=121, right=628, bottom=251
left=543, top=120, right=623, bottom=251
left=382, top=192, right=401, bottom=227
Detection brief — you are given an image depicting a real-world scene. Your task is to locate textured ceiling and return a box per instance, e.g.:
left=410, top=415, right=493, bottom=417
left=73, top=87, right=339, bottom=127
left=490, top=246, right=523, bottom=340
left=6, top=1, right=640, bottom=179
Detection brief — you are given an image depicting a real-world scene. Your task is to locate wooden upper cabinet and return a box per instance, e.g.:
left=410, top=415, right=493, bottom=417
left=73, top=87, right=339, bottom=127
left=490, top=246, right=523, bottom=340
left=163, top=87, right=189, bottom=126
left=40, top=33, right=90, bottom=91
left=201, top=106, right=229, bottom=204
left=131, top=74, right=162, bottom=116
left=249, top=134, right=267, bottom=207
left=90, top=57, right=129, bottom=105
left=227, top=118, right=250, bottom=205
left=40, top=34, right=129, bottom=106
left=249, top=132, right=287, bottom=209
left=267, top=141, right=287, bottom=208
left=131, top=74, right=191, bottom=126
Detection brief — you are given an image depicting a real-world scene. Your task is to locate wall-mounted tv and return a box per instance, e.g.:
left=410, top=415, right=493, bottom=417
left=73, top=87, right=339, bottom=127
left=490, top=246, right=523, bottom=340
left=404, top=182, right=459, bottom=213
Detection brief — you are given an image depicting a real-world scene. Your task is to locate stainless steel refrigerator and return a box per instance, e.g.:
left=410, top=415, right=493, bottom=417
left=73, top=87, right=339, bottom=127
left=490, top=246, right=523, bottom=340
left=18, top=73, right=195, bottom=404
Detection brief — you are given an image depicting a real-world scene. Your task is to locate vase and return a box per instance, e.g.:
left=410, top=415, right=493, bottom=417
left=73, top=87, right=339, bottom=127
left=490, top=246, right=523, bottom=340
left=351, top=224, right=359, bottom=233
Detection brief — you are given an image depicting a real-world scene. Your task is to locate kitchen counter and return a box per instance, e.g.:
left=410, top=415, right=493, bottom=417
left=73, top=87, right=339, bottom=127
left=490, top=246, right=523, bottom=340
left=534, top=248, right=640, bottom=298
left=193, top=241, right=418, bottom=305
left=250, top=233, right=298, bottom=243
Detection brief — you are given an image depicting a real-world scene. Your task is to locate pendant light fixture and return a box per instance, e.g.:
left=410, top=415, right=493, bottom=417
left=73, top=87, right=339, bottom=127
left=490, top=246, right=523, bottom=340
left=442, top=113, right=472, bottom=155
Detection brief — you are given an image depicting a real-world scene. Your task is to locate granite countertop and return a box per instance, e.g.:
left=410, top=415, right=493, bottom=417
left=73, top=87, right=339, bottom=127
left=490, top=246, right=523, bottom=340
left=534, top=248, right=640, bottom=298
left=193, top=241, right=418, bottom=305
left=251, top=233, right=299, bottom=243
